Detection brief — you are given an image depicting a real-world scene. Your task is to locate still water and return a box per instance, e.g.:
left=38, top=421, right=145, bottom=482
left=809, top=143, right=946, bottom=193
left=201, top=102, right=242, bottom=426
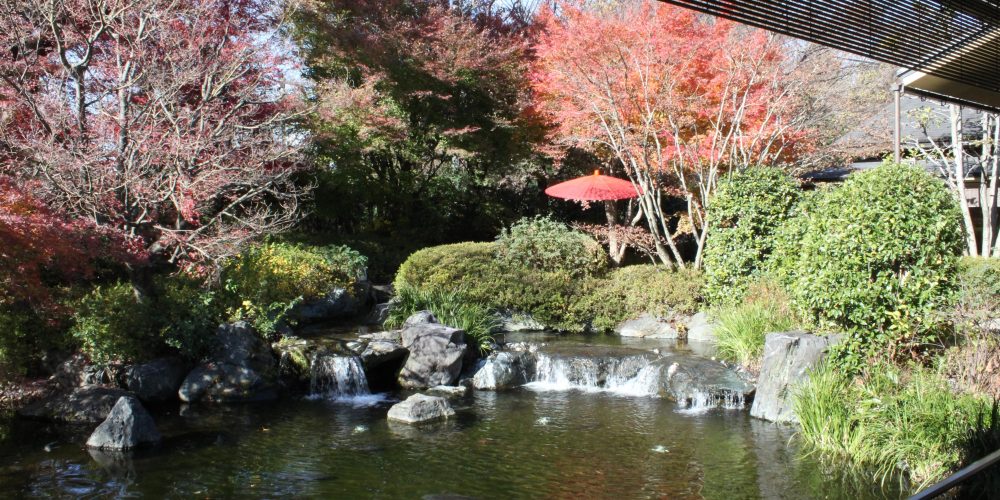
left=0, top=335, right=901, bottom=499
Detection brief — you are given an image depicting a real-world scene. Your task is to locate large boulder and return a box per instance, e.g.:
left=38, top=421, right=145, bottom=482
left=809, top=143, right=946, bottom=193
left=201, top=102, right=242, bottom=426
left=178, top=362, right=278, bottom=403
left=684, top=312, right=717, bottom=343
left=178, top=322, right=278, bottom=403
left=656, top=355, right=754, bottom=408
left=386, top=394, right=455, bottom=424
left=472, top=351, right=535, bottom=390
left=125, top=357, right=189, bottom=403
left=403, top=310, right=438, bottom=327
left=289, top=282, right=371, bottom=324
left=750, top=332, right=843, bottom=423
left=617, top=314, right=679, bottom=339
left=397, top=322, right=469, bottom=389
left=86, top=396, right=161, bottom=450
left=19, top=386, right=134, bottom=424
left=361, top=341, right=408, bottom=372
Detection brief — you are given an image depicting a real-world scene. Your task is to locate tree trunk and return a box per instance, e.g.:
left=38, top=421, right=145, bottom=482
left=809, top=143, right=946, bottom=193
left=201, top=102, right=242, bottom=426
left=604, top=200, right=626, bottom=266
left=951, top=104, right=979, bottom=256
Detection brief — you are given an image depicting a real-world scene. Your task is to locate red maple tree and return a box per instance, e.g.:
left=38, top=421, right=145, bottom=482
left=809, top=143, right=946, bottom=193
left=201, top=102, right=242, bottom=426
left=531, top=1, right=817, bottom=267
left=0, top=0, right=307, bottom=296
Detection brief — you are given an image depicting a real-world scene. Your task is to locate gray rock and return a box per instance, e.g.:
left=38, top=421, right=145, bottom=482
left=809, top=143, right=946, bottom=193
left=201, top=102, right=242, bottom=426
left=19, top=386, right=134, bottom=424
left=657, top=355, right=754, bottom=408
left=366, top=303, right=392, bottom=326
left=403, top=310, right=438, bottom=327
left=386, top=394, right=455, bottom=424
left=426, top=385, right=470, bottom=397
left=290, top=282, right=371, bottom=324
left=178, top=322, right=278, bottom=403
left=213, top=322, right=275, bottom=372
left=617, top=314, right=679, bottom=339
left=359, top=330, right=403, bottom=343
left=472, top=351, right=535, bottom=390
left=125, top=357, right=189, bottom=403
left=178, top=362, right=277, bottom=403
left=685, top=312, right=717, bottom=343
left=361, top=341, right=408, bottom=372
left=398, top=323, right=469, bottom=389
left=750, top=332, right=843, bottom=423
left=86, top=396, right=161, bottom=450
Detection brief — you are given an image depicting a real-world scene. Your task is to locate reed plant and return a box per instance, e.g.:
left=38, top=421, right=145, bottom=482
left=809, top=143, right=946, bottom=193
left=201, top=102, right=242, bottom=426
left=794, top=362, right=999, bottom=492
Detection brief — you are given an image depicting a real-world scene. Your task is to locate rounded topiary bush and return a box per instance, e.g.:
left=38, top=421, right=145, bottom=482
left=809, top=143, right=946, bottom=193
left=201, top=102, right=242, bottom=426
left=496, top=216, right=608, bottom=277
left=702, top=167, right=801, bottom=305
left=571, top=265, right=703, bottom=332
left=782, top=163, right=964, bottom=363
left=394, top=242, right=498, bottom=294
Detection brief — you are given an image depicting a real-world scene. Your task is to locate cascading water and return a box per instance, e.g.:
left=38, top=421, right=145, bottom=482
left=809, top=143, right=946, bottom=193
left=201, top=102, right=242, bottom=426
left=519, top=347, right=751, bottom=410
left=525, top=353, right=661, bottom=397
left=310, top=354, right=371, bottom=398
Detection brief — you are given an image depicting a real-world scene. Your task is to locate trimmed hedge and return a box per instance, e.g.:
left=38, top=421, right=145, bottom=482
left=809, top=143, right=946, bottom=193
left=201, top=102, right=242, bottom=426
left=496, top=215, right=608, bottom=277
left=702, top=167, right=800, bottom=305
left=395, top=242, right=701, bottom=333
left=775, top=163, right=964, bottom=368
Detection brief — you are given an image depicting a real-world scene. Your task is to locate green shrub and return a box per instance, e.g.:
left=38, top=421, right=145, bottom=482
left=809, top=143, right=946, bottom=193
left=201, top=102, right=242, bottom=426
left=70, top=283, right=158, bottom=364
left=157, top=275, right=224, bottom=360
left=222, top=242, right=366, bottom=335
left=794, top=362, right=998, bottom=491
left=394, top=242, right=498, bottom=294
left=703, top=167, right=801, bottom=305
left=777, top=163, right=964, bottom=369
left=385, top=285, right=500, bottom=353
left=496, top=216, right=608, bottom=277
left=713, top=284, right=799, bottom=372
left=0, top=306, right=69, bottom=378
left=571, top=265, right=703, bottom=332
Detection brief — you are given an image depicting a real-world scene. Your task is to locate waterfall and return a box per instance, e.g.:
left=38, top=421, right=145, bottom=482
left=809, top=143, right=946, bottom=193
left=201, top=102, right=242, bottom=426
left=676, top=390, right=747, bottom=414
left=310, top=354, right=370, bottom=398
left=525, top=353, right=661, bottom=397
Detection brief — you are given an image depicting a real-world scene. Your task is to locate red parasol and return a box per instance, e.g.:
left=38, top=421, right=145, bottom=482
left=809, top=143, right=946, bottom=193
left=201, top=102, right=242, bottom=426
left=544, top=170, right=642, bottom=201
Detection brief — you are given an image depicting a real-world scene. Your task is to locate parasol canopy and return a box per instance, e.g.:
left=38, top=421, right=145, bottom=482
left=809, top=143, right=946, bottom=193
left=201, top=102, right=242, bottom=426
left=544, top=170, right=642, bottom=201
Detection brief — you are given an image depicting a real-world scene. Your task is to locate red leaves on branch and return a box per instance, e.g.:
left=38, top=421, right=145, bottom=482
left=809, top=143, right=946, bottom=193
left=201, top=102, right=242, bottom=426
left=0, top=0, right=308, bottom=274
left=0, top=177, right=142, bottom=307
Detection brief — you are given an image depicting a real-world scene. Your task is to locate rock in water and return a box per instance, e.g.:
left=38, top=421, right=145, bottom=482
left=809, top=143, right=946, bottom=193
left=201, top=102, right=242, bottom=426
left=397, top=323, right=469, bottom=389
left=126, top=357, right=189, bottom=403
left=361, top=341, right=408, bottom=372
left=616, top=314, right=679, bottom=339
left=750, top=332, right=843, bottom=423
left=86, top=396, right=161, bottom=450
left=472, top=351, right=535, bottom=390
left=178, top=322, right=278, bottom=403
left=18, top=386, right=134, bottom=424
left=685, top=312, right=717, bottom=343
left=387, top=394, right=455, bottom=424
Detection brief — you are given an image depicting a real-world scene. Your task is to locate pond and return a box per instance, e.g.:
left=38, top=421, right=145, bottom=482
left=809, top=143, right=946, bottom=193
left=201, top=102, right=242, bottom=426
left=0, top=333, right=901, bottom=499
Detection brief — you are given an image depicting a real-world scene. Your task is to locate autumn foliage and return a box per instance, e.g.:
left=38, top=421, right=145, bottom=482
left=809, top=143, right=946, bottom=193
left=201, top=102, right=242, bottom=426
left=531, top=1, right=817, bottom=266
left=0, top=0, right=307, bottom=290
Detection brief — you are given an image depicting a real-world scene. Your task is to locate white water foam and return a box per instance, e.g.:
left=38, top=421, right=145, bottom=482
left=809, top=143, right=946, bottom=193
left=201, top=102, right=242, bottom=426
left=523, top=353, right=661, bottom=397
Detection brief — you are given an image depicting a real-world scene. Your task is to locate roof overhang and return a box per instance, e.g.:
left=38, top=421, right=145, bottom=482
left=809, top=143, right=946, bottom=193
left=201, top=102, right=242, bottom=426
left=659, top=0, right=1000, bottom=112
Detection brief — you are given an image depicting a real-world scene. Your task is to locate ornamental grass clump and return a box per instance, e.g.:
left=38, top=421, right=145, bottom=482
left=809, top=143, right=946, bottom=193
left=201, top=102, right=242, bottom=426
left=794, top=363, right=999, bottom=492
left=713, top=283, right=799, bottom=373
left=384, top=285, right=499, bottom=354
